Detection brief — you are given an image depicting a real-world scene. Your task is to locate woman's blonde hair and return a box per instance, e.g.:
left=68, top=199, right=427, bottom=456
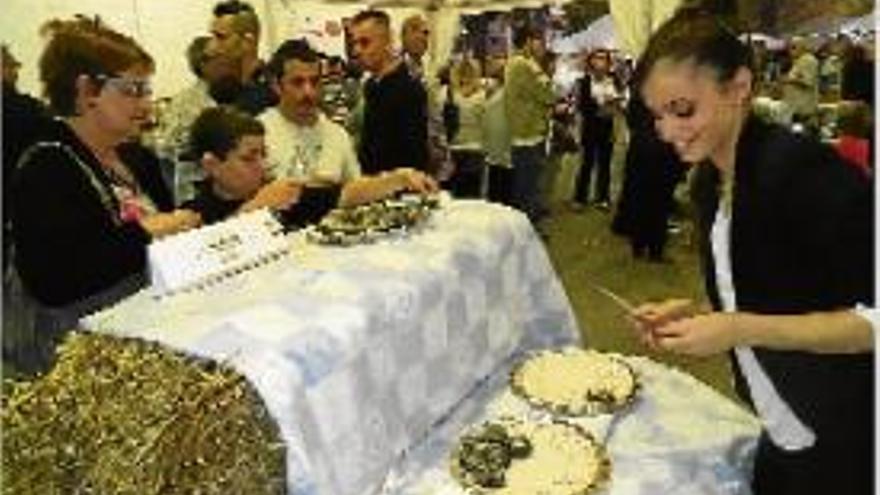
left=39, top=15, right=153, bottom=115
left=452, top=57, right=481, bottom=93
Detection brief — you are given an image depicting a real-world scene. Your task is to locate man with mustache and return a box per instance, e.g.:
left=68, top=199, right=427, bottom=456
left=259, top=39, right=360, bottom=185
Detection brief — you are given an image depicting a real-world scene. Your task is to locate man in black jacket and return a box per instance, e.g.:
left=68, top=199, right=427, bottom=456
left=350, top=10, right=429, bottom=175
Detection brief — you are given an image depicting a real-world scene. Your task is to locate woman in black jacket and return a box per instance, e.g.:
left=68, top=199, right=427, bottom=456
left=629, top=8, right=874, bottom=495
left=9, top=17, right=200, bottom=372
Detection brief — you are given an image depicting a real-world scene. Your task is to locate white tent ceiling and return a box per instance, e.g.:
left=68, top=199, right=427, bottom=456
left=2, top=0, right=569, bottom=98
left=551, top=13, right=618, bottom=54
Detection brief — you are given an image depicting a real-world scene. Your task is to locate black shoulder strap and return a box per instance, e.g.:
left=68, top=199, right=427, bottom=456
left=16, top=142, right=121, bottom=226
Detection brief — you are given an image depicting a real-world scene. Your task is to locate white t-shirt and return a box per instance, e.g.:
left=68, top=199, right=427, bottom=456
left=711, top=207, right=817, bottom=451
left=259, top=109, right=361, bottom=183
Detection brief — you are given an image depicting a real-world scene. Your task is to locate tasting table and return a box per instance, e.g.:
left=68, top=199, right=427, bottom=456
left=83, top=200, right=580, bottom=495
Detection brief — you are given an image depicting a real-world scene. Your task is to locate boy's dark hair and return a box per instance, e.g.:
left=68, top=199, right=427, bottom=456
left=267, top=38, right=320, bottom=81
left=634, top=7, right=752, bottom=89
left=351, top=9, right=390, bottom=30
left=190, top=105, right=264, bottom=161
left=212, top=0, right=260, bottom=38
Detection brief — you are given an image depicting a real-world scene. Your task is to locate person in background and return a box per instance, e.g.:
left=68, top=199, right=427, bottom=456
left=206, top=0, right=276, bottom=115
left=817, top=37, right=843, bottom=100
left=611, top=93, right=684, bottom=262
left=573, top=48, right=625, bottom=211
left=629, top=9, right=874, bottom=495
left=152, top=35, right=219, bottom=202
left=504, top=24, right=555, bottom=230
left=840, top=37, right=875, bottom=108
left=781, top=36, right=819, bottom=132
left=350, top=9, right=429, bottom=175
left=482, top=54, right=513, bottom=206
left=259, top=39, right=360, bottom=185
left=401, top=14, right=430, bottom=80
left=9, top=17, right=201, bottom=372
left=320, top=55, right=357, bottom=129
left=401, top=13, right=454, bottom=181
left=2, top=45, right=52, bottom=274
left=446, top=56, right=486, bottom=198
left=187, top=105, right=436, bottom=228
left=154, top=36, right=213, bottom=151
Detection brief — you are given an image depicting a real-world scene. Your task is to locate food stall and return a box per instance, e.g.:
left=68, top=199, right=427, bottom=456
left=76, top=199, right=760, bottom=494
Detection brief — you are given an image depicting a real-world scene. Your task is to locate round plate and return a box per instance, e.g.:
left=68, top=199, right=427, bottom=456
left=449, top=419, right=611, bottom=495
left=306, top=194, right=439, bottom=246
left=509, top=348, right=640, bottom=417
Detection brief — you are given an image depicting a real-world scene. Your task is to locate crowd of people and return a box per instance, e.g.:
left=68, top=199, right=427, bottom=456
left=0, top=3, right=876, bottom=494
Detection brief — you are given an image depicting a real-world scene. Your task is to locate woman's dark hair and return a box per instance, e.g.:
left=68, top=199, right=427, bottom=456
left=190, top=105, right=264, bottom=161
left=39, top=16, right=153, bottom=116
left=634, top=7, right=752, bottom=89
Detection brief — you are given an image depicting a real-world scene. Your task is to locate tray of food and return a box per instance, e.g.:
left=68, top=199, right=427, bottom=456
left=449, top=418, right=610, bottom=494
left=305, top=194, right=442, bottom=246
left=510, top=348, right=639, bottom=417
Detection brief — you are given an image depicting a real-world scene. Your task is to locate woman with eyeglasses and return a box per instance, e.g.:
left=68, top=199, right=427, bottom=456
left=8, top=17, right=201, bottom=372
left=628, top=8, right=874, bottom=495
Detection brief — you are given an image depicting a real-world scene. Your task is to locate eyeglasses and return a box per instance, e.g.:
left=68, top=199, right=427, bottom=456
left=94, top=74, right=153, bottom=98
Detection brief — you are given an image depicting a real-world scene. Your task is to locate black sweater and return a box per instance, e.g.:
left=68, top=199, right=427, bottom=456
left=690, top=116, right=874, bottom=445
left=11, top=120, right=172, bottom=307
left=359, top=62, right=428, bottom=174
left=183, top=181, right=341, bottom=230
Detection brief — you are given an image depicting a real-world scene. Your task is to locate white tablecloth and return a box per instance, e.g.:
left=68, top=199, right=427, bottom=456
left=384, top=354, right=761, bottom=495
left=82, top=200, right=579, bottom=495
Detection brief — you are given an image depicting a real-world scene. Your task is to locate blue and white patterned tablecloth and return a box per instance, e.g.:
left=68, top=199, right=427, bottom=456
left=383, top=353, right=761, bottom=495
left=82, top=200, right=579, bottom=495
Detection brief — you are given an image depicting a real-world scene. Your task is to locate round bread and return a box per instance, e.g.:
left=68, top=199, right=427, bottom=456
left=510, top=348, right=638, bottom=416
left=450, top=419, right=610, bottom=495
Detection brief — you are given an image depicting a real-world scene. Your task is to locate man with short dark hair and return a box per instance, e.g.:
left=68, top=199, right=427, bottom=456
left=350, top=10, right=429, bottom=175
left=207, top=0, right=276, bottom=115
left=260, top=39, right=361, bottom=184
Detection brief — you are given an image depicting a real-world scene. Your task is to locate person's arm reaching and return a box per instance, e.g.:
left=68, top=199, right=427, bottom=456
left=338, top=168, right=438, bottom=207
left=632, top=300, right=875, bottom=356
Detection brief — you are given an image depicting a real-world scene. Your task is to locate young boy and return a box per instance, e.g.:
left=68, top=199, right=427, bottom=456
left=186, top=105, right=437, bottom=228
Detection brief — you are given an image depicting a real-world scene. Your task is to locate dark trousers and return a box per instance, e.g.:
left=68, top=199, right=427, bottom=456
left=447, top=150, right=486, bottom=199
left=575, top=117, right=613, bottom=204
left=487, top=164, right=514, bottom=207
left=511, top=143, right=546, bottom=223
left=752, top=432, right=874, bottom=495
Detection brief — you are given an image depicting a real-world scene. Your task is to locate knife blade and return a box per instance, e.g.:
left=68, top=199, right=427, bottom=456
left=586, top=280, right=637, bottom=314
